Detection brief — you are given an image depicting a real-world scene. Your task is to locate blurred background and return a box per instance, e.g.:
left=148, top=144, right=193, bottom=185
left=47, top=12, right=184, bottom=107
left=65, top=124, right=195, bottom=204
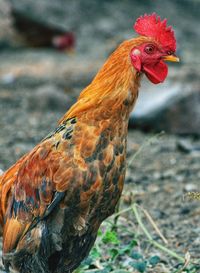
left=0, top=1, right=200, bottom=272
left=0, top=0, right=200, bottom=139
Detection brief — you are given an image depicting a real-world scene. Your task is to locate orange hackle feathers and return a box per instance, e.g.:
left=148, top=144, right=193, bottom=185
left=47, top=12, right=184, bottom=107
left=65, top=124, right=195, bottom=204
left=59, top=36, right=152, bottom=123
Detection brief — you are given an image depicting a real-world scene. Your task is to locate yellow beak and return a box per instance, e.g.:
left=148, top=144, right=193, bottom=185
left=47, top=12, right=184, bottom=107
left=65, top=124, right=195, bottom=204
left=162, top=55, right=180, bottom=62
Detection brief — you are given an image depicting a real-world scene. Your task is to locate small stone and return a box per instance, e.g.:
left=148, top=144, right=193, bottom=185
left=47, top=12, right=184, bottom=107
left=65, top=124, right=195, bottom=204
left=177, top=139, right=194, bottom=153
left=153, top=172, right=161, bottom=180
left=147, top=184, right=159, bottom=193
left=184, top=183, right=197, bottom=192
left=1, top=73, right=16, bottom=85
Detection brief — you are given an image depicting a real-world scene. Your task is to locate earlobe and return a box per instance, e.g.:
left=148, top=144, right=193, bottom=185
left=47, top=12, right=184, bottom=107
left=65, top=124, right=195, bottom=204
left=130, top=53, right=142, bottom=72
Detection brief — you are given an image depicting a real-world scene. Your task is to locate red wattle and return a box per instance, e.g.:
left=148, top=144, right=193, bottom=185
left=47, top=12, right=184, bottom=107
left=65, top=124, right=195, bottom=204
left=143, top=60, right=168, bottom=84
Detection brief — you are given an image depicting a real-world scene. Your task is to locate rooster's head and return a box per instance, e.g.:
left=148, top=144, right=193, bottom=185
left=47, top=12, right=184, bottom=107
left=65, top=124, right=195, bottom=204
left=130, top=13, right=179, bottom=84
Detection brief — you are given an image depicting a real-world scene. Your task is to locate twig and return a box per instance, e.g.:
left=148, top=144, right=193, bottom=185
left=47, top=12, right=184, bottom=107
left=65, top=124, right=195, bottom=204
left=112, top=201, right=121, bottom=231
left=128, top=131, right=165, bottom=167
left=176, top=251, right=191, bottom=273
left=138, top=204, right=168, bottom=245
left=109, top=202, right=185, bottom=263
left=132, top=203, right=185, bottom=263
left=111, top=205, right=133, bottom=218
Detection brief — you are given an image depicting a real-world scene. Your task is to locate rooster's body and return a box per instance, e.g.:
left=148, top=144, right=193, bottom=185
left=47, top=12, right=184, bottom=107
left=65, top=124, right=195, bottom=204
left=0, top=14, right=179, bottom=273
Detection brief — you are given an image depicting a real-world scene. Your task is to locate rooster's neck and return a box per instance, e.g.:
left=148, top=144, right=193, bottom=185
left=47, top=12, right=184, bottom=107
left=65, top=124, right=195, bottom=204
left=60, top=39, right=144, bottom=123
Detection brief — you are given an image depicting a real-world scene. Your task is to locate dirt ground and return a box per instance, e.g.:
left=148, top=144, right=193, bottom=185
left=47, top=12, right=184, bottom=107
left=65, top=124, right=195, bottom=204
left=0, top=66, right=200, bottom=273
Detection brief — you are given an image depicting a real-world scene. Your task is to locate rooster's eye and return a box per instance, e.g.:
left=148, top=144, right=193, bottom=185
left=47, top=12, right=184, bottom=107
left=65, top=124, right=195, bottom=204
left=144, top=44, right=155, bottom=54
left=167, top=50, right=174, bottom=55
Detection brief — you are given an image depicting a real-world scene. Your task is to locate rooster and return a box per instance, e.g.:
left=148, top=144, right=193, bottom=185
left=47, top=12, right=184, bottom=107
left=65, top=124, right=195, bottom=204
left=0, top=13, right=179, bottom=273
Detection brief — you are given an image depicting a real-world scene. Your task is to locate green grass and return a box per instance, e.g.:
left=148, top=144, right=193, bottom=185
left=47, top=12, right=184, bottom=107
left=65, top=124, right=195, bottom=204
left=75, top=203, right=200, bottom=273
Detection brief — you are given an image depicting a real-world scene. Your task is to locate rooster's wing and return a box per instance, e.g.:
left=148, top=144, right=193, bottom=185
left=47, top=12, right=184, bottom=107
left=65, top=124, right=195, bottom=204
left=2, top=117, right=102, bottom=254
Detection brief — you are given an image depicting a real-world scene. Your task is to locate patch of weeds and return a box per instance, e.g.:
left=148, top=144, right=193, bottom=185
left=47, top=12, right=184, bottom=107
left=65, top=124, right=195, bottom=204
left=75, top=202, right=199, bottom=273
left=75, top=221, right=161, bottom=273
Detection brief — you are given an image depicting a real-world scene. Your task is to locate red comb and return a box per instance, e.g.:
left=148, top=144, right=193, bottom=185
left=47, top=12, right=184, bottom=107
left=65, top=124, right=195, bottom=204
left=134, top=13, right=176, bottom=52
